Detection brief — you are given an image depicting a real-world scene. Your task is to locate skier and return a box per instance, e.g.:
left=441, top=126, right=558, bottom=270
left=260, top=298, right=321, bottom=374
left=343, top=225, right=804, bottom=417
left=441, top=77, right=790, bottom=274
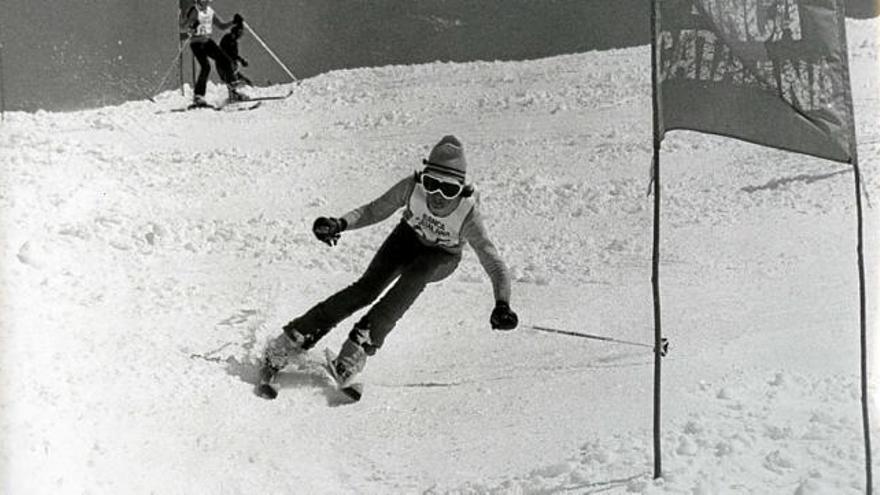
left=179, top=0, right=247, bottom=106
left=259, top=135, right=519, bottom=399
left=220, top=23, right=253, bottom=87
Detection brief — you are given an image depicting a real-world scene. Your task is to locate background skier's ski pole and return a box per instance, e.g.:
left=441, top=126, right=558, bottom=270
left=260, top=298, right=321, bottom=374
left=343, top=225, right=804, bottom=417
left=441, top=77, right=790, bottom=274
left=149, top=37, right=191, bottom=103
left=0, top=42, right=6, bottom=122
left=178, top=35, right=186, bottom=96
left=243, top=22, right=299, bottom=84
left=530, top=324, right=669, bottom=356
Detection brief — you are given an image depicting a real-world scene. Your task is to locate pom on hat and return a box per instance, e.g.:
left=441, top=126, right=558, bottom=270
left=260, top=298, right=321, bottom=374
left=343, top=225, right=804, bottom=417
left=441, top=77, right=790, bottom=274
left=423, top=135, right=466, bottom=181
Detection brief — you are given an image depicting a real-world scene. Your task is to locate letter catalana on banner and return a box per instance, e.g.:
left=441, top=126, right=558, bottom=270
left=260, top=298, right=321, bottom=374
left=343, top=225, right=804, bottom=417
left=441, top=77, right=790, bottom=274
left=653, top=0, right=856, bottom=163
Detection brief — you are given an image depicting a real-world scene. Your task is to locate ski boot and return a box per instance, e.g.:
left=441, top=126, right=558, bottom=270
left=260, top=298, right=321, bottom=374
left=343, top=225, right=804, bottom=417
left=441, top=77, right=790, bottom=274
left=323, top=337, right=367, bottom=402
left=227, top=82, right=250, bottom=103
left=189, top=94, right=211, bottom=109
left=256, top=329, right=306, bottom=399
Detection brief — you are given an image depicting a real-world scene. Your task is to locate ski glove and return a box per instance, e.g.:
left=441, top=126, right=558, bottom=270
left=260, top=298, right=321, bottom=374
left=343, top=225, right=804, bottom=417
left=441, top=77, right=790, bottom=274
left=313, top=217, right=347, bottom=246
left=490, top=301, right=518, bottom=331
left=240, top=58, right=249, bottom=67
left=233, top=13, right=244, bottom=25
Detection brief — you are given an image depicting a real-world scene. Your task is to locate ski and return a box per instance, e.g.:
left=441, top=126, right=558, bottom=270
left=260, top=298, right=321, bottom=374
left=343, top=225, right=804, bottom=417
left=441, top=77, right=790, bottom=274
left=163, top=101, right=261, bottom=114
left=216, top=101, right=262, bottom=112
left=323, top=348, right=364, bottom=402
left=167, top=102, right=217, bottom=113
left=159, top=89, right=290, bottom=114
left=256, top=382, right=278, bottom=399
left=243, top=90, right=294, bottom=102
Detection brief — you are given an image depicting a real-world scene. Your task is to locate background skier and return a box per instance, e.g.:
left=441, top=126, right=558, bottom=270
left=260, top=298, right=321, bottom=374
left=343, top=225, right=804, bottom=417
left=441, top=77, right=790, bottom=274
left=259, top=135, right=519, bottom=398
left=220, top=23, right=253, bottom=87
left=179, top=0, right=247, bottom=105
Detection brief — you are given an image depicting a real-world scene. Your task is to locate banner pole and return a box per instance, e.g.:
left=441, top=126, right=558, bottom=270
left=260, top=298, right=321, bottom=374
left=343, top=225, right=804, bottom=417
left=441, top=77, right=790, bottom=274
left=650, top=144, right=663, bottom=481
left=833, top=1, right=872, bottom=491
left=242, top=22, right=299, bottom=84
left=854, top=154, right=873, bottom=495
left=649, top=0, right=663, bottom=480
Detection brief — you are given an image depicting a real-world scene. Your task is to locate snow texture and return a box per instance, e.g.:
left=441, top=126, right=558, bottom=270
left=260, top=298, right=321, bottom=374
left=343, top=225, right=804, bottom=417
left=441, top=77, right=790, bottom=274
left=1, top=18, right=879, bottom=495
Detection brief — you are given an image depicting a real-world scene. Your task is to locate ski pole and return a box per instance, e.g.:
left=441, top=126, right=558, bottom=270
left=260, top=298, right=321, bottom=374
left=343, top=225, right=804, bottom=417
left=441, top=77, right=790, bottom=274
left=530, top=324, right=669, bottom=357
left=149, top=37, right=191, bottom=103
left=0, top=43, right=5, bottom=122
left=242, top=22, right=299, bottom=84
left=178, top=35, right=185, bottom=95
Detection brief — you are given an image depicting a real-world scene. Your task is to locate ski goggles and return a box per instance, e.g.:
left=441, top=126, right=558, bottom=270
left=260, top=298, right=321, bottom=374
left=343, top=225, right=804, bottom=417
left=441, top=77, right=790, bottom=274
left=420, top=173, right=464, bottom=199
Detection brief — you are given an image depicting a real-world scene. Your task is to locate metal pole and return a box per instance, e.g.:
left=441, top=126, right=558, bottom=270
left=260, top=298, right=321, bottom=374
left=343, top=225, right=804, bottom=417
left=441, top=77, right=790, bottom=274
left=649, top=0, right=663, bottom=480
left=530, top=325, right=669, bottom=355
left=243, top=22, right=299, bottom=83
left=532, top=325, right=652, bottom=348
left=833, top=0, right=872, bottom=490
left=853, top=154, right=873, bottom=495
left=650, top=139, right=663, bottom=482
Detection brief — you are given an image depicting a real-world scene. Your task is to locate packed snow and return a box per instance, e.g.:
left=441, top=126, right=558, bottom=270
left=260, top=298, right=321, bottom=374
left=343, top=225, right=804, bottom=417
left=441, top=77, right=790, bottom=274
left=1, top=18, right=879, bottom=495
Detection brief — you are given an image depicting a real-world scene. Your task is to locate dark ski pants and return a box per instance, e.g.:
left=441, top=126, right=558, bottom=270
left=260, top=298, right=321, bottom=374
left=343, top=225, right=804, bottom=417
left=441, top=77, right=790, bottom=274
left=190, top=40, right=236, bottom=97
left=286, top=222, right=460, bottom=354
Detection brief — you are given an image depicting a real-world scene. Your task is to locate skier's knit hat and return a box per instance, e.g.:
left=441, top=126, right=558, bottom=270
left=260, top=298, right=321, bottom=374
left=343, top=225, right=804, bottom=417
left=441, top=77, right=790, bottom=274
left=423, top=135, right=467, bottom=182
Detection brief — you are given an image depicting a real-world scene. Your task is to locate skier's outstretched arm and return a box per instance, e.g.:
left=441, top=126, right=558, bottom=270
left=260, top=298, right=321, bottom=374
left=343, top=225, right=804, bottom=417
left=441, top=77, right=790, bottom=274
left=340, top=176, right=414, bottom=231
left=462, top=211, right=511, bottom=302
left=213, top=12, right=242, bottom=31
left=312, top=176, right=413, bottom=247
left=462, top=210, right=518, bottom=330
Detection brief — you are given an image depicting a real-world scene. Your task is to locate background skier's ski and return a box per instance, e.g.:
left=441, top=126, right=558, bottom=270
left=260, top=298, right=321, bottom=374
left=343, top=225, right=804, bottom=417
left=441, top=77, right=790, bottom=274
left=243, top=90, right=293, bottom=102
left=163, top=101, right=261, bottom=113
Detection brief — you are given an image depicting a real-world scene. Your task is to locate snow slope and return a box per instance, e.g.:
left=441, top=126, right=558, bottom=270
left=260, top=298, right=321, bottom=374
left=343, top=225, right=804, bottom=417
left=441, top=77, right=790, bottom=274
left=1, top=18, right=879, bottom=495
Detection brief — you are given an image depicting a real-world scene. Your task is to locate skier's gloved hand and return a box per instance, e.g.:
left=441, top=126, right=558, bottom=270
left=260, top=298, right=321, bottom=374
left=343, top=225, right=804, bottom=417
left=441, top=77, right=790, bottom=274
left=490, top=301, right=518, bottom=331
left=313, top=217, right=347, bottom=246
left=233, top=13, right=244, bottom=25
left=240, top=58, right=249, bottom=67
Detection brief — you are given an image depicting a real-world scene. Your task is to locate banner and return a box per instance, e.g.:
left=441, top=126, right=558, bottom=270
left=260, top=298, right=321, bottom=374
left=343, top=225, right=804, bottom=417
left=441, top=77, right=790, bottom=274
left=654, top=0, right=856, bottom=163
